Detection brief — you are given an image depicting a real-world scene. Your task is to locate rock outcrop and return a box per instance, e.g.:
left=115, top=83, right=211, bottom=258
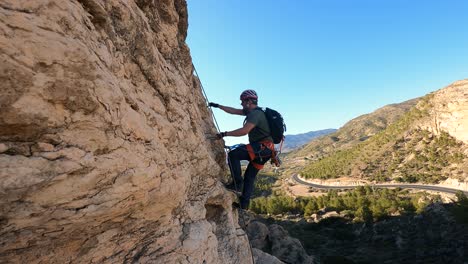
left=252, top=248, right=284, bottom=264
left=424, top=80, right=468, bottom=144
left=0, top=0, right=251, bottom=263
left=246, top=221, right=316, bottom=264
left=416, top=80, right=468, bottom=184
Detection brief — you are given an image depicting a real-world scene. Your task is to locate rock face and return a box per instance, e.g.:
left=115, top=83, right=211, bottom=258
left=425, top=80, right=468, bottom=144
left=0, top=1, right=251, bottom=263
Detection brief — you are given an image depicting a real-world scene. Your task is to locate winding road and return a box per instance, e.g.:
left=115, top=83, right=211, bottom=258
left=292, top=174, right=468, bottom=196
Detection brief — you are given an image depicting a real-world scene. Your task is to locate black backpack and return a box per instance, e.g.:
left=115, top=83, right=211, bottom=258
left=260, top=107, right=286, bottom=144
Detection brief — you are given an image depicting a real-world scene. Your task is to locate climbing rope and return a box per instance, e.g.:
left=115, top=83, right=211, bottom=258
left=192, top=63, right=256, bottom=263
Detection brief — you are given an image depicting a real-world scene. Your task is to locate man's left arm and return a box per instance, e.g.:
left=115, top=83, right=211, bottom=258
left=218, top=122, right=255, bottom=138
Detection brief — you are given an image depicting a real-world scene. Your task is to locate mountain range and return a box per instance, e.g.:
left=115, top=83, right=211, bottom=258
left=281, top=129, right=337, bottom=152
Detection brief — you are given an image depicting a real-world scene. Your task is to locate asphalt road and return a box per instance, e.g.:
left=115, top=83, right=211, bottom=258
left=292, top=174, right=468, bottom=196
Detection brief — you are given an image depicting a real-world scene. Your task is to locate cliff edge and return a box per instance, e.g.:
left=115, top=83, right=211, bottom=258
left=0, top=1, right=251, bottom=263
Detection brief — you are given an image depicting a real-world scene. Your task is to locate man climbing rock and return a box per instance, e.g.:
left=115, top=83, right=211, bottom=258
left=209, top=90, right=274, bottom=209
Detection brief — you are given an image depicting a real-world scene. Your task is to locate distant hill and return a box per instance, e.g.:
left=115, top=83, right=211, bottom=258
left=288, top=98, right=418, bottom=160
left=299, top=80, right=468, bottom=184
left=282, top=129, right=337, bottom=152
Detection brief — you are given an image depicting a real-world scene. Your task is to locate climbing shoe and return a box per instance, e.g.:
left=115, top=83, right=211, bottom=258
left=225, top=183, right=242, bottom=197
left=225, top=182, right=242, bottom=192
left=232, top=201, right=249, bottom=210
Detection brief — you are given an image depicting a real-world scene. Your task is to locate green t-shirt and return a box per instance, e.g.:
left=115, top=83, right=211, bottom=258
left=245, top=108, right=273, bottom=143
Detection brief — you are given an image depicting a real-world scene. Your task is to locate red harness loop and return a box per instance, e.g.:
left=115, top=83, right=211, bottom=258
left=246, top=140, right=275, bottom=170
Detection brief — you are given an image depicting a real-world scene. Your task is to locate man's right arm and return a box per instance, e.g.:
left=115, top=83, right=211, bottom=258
left=209, top=102, right=244, bottom=115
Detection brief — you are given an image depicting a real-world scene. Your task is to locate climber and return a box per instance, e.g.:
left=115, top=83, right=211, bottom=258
left=209, top=89, right=274, bottom=209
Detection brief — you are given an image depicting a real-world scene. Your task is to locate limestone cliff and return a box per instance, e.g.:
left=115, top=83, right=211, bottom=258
left=0, top=1, right=251, bottom=263
left=423, top=80, right=468, bottom=144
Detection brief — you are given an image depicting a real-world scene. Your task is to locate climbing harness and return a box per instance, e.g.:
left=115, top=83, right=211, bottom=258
left=193, top=64, right=256, bottom=263
left=245, top=141, right=275, bottom=170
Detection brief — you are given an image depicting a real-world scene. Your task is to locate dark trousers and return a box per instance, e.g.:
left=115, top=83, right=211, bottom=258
left=227, top=143, right=272, bottom=209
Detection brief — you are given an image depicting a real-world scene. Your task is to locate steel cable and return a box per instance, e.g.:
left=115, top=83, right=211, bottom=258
left=192, top=63, right=221, bottom=133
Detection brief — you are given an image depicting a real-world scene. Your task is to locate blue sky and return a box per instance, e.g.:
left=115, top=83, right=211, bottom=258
left=186, top=0, right=468, bottom=145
